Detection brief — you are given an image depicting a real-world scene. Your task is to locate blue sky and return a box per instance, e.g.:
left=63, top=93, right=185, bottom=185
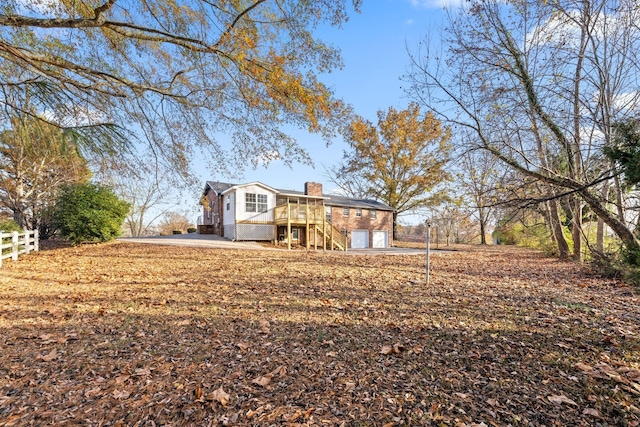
left=190, top=0, right=453, bottom=224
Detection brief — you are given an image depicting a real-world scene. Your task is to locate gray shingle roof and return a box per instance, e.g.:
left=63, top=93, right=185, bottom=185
left=204, top=181, right=393, bottom=211
left=204, top=181, right=235, bottom=194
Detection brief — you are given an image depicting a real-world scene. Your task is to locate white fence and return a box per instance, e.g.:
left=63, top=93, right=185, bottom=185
left=1, top=230, right=39, bottom=267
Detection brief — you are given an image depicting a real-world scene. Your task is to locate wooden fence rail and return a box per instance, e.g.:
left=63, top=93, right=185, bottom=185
left=1, top=230, right=39, bottom=267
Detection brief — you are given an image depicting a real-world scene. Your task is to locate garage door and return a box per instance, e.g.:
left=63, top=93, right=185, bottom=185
left=372, top=231, right=388, bottom=248
left=351, top=230, right=369, bottom=249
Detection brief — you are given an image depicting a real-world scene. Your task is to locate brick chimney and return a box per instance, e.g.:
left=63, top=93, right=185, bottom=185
left=304, top=182, right=323, bottom=197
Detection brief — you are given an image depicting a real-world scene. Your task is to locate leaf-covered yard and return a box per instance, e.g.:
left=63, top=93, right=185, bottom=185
left=1, top=243, right=639, bottom=426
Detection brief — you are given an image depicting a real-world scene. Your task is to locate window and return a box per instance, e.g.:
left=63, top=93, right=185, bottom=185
left=369, top=210, right=377, bottom=219
left=342, top=207, right=349, bottom=217
left=226, top=202, right=230, bottom=211
left=226, top=195, right=231, bottom=211
left=246, top=193, right=268, bottom=213
left=341, top=229, right=347, bottom=236
left=355, top=208, right=362, bottom=218
left=257, top=194, right=268, bottom=212
left=325, top=207, right=332, bottom=223
left=291, top=228, right=299, bottom=240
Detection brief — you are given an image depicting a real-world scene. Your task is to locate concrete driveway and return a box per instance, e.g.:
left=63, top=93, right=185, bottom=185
left=120, top=233, right=443, bottom=255
left=120, top=233, right=271, bottom=250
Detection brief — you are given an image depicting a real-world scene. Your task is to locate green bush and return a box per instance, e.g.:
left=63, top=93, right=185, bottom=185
left=0, top=219, right=21, bottom=233
left=187, top=227, right=197, bottom=233
left=493, top=219, right=559, bottom=256
left=53, top=183, right=130, bottom=245
left=0, top=219, right=22, bottom=256
left=172, top=230, right=182, bottom=234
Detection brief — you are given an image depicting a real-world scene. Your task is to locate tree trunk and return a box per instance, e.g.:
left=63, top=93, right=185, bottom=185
left=392, top=211, right=398, bottom=242
left=578, top=186, right=640, bottom=257
left=570, top=197, right=582, bottom=262
left=614, top=173, right=626, bottom=224
left=596, top=179, right=610, bottom=253
left=548, top=199, right=570, bottom=258
left=479, top=207, right=487, bottom=245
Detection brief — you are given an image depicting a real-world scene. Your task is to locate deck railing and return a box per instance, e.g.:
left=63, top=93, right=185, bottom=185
left=274, top=204, right=325, bottom=224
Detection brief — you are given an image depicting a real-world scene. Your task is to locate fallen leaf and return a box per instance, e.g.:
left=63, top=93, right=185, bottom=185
left=114, top=375, right=130, bottom=384
left=38, top=334, right=56, bottom=342
left=194, top=385, right=204, bottom=401
left=40, top=349, right=58, bottom=362
left=134, top=367, right=151, bottom=376
left=246, top=406, right=264, bottom=418
left=575, top=362, right=593, bottom=372
left=393, top=343, right=406, bottom=353
left=253, top=373, right=273, bottom=387
left=381, top=345, right=394, bottom=355
left=582, top=408, right=600, bottom=417
left=206, top=387, right=230, bottom=406
left=112, top=389, right=130, bottom=399
left=259, top=319, right=270, bottom=334
left=548, top=394, right=578, bottom=406
left=271, top=365, right=287, bottom=376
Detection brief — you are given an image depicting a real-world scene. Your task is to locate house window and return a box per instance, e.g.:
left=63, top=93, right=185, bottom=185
left=226, top=202, right=230, bottom=211
left=355, top=208, right=362, bottom=218
left=342, top=207, right=349, bottom=217
left=370, top=210, right=377, bottom=219
left=325, top=207, right=332, bottom=223
left=341, top=229, right=347, bottom=236
left=246, top=193, right=268, bottom=213
left=291, top=228, right=299, bottom=240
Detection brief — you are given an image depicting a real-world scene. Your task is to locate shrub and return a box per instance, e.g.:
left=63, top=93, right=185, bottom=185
left=172, top=230, right=182, bottom=235
left=187, top=227, right=197, bottom=233
left=0, top=218, right=21, bottom=233
left=53, top=183, right=130, bottom=245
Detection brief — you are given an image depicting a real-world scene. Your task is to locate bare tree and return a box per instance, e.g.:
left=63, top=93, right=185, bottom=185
left=457, top=147, right=507, bottom=244
left=158, top=211, right=193, bottom=235
left=406, top=0, right=640, bottom=260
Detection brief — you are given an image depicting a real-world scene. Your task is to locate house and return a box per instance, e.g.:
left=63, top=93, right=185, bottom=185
left=198, top=181, right=393, bottom=250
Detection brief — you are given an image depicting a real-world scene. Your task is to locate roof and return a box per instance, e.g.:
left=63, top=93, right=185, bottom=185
left=203, top=180, right=394, bottom=211
left=322, top=194, right=393, bottom=211
left=204, top=181, right=235, bottom=195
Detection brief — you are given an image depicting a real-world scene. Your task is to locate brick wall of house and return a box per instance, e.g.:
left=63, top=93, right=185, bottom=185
left=305, top=182, right=323, bottom=197
left=328, top=206, right=393, bottom=248
left=199, top=190, right=224, bottom=235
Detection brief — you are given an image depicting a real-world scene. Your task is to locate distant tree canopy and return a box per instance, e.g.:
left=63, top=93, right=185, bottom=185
left=0, top=0, right=360, bottom=174
left=334, top=103, right=452, bottom=237
left=158, top=211, right=193, bottom=235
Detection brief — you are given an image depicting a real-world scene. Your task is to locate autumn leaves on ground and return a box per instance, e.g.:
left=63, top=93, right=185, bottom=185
left=1, top=243, right=639, bottom=426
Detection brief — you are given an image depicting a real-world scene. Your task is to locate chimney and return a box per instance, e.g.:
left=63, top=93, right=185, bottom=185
left=304, top=182, right=323, bottom=197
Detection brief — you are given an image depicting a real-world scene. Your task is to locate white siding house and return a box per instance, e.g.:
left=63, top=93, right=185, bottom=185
left=222, top=183, right=277, bottom=241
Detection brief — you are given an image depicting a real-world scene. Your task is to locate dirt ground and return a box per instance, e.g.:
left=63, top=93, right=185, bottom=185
left=0, top=242, right=639, bottom=426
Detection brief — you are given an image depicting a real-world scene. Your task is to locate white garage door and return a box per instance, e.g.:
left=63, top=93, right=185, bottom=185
left=372, top=231, right=388, bottom=248
left=351, top=230, right=369, bottom=249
